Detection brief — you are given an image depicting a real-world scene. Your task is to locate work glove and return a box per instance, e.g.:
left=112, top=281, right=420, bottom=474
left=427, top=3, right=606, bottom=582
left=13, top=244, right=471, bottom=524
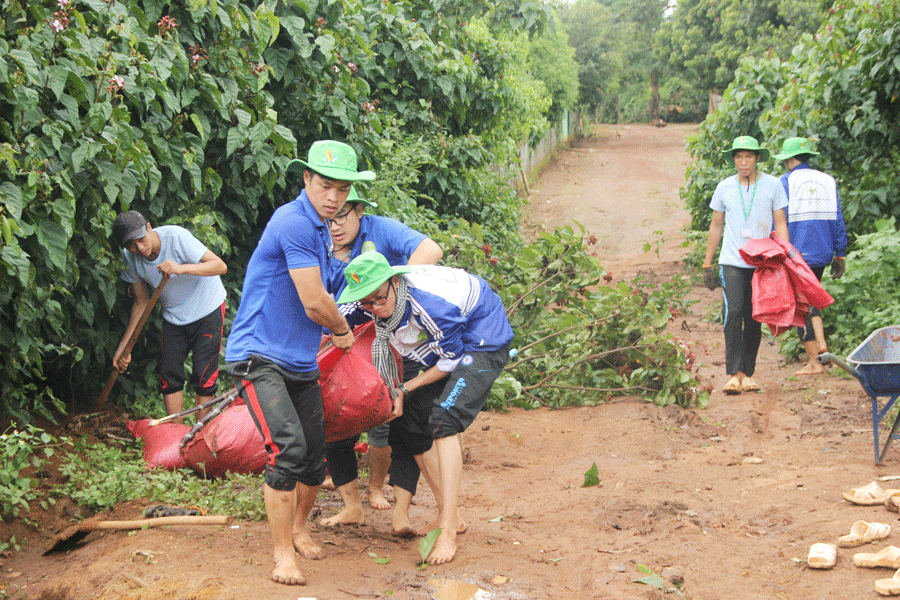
left=703, top=266, right=718, bottom=290
left=831, top=257, right=845, bottom=279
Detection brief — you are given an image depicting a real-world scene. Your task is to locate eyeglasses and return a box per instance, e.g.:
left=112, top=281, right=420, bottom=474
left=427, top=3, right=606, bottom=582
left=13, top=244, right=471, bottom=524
left=360, top=280, right=393, bottom=309
left=332, top=205, right=358, bottom=226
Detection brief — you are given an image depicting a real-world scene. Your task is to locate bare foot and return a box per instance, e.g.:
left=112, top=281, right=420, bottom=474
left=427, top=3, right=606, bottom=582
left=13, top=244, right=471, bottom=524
left=292, top=530, right=325, bottom=560
left=271, top=554, right=306, bottom=586
left=318, top=506, right=365, bottom=528
left=320, top=476, right=335, bottom=491
left=418, top=519, right=467, bottom=536
left=392, top=525, right=417, bottom=539
left=795, top=362, right=824, bottom=376
left=426, top=531, right=458, bottom=565
left=392, top=510, right=417, bottom=538
left=368, top=488, right=391, bottom=510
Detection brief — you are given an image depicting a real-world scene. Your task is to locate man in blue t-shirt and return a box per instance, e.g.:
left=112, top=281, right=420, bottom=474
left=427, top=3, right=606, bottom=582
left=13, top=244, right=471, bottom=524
left=224, top=140, right=372, bottom=587
left=319, top=186, right=442, bottom=530
left=112, top=210, right=227, bottom=420
left=774, top=137, right=848, bottom=375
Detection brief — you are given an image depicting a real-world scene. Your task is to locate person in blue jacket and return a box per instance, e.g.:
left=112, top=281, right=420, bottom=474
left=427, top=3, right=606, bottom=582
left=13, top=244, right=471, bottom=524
left=319, top=186, right=443, bottom=529
left=338, top=251, right=514, bottom=565
left=774, top=137, right=848, bottom=375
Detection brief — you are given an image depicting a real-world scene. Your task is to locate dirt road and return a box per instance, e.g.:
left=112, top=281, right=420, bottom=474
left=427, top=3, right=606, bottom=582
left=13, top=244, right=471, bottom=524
left=6, top=124, right=895, bottom=600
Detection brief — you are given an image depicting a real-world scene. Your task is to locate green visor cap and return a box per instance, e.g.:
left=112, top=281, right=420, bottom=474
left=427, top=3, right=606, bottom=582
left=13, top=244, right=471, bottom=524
left=287, top=140, right=376, bottom=182
left=346, top=185, right=377, bottom=209
left=773, top=137, right=819, bottom=161
left=722, top=136, right=770, bottom=162
left=338, top=252, right=412, bottom=304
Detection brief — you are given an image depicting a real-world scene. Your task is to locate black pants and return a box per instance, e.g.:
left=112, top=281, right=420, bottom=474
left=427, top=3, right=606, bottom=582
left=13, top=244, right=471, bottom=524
left=720, top=265, right=761, bottom=377
left=387, top=360, right=444, bottom=495
left=226, top=355, right=325, bottom=491
left=797, top=266, right=826, bottom=342
left=159, top=302, right=225, bottom=396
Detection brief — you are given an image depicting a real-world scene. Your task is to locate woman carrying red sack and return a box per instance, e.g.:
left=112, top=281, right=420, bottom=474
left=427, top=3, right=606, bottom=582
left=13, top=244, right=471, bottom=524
left=702, top=136, right=790, bottom=395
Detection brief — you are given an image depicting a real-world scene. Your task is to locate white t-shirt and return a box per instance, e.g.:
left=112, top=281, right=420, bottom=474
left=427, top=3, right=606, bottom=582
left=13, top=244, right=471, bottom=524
left=710, top=172, right=788, bottom=268
left=121, top=225, right=226, bottom=325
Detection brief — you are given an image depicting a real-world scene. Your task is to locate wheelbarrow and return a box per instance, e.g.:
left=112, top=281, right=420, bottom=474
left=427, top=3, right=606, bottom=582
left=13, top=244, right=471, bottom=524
left=819, top=325, right=900, bottom=464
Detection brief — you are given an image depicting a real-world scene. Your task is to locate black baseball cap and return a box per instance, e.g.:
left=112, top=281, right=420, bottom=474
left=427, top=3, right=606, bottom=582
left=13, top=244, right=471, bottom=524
left=113, top=210, right=148, bottom=247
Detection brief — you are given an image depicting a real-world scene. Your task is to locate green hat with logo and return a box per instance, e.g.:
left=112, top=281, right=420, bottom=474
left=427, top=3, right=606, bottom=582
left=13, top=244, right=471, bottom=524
left=346, top=185, right=378, bottom=209
left=287, top=140, right=376, bottom=182
left=337, top=252, right=412, bottom=304
left=722, top=135, right=770, bottom=162
left=773, top=137, right=819, bottom=161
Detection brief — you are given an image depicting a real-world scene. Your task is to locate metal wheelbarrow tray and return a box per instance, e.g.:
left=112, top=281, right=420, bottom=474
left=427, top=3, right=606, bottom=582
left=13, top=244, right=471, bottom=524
left=819, top=325, right=900, bottom=464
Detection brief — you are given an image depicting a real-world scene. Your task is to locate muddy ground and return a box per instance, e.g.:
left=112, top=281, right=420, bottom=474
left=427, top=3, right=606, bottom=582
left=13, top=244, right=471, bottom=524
left=4, top=123, right=897, bottom=600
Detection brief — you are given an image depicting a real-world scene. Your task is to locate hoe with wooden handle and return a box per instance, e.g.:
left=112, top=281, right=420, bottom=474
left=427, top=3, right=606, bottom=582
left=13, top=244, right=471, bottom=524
left=95, top=277, right=168, bottom=408
left=43, top=514, right=232, bottom=555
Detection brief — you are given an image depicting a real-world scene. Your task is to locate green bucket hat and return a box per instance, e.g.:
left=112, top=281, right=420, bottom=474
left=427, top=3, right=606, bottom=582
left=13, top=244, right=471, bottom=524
left=337, top=252, right=412, bottom=304
left=773, top=137, right=819, bottom=161
left=346, top=185, right=378, bottom=209
left=722, top=136, right=770, bottom=162
left=287, top=140, right=376, bottom=182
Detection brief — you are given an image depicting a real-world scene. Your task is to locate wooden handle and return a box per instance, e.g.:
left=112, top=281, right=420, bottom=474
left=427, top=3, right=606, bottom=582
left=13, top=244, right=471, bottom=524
left=95, top=277, right=168, bottom=407
left=95, top=515, right=233, bottom=530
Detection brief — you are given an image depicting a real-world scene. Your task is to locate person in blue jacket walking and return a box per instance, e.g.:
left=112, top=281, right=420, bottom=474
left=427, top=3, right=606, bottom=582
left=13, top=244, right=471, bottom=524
left=338, top=251, right=514, bottom=565
left=774, top=137, right=847, bottom=375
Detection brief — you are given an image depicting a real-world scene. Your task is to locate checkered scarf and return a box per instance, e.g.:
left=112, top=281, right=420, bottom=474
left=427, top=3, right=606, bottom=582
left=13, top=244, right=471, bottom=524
left=372, top=277, right=409, bottom=398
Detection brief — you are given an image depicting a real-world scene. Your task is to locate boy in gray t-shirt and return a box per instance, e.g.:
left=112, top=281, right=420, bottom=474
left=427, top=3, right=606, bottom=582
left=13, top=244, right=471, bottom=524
left=112, top=210, right=227, bottom=419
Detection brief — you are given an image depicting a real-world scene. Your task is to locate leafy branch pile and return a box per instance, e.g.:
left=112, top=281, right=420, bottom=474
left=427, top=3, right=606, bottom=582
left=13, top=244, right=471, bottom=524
left=56, top=437, right=266, bottom=518
left=435, top=225, right=709, bottom=410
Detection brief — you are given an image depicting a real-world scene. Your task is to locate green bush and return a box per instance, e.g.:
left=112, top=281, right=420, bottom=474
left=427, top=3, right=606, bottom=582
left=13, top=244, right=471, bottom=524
left=819, top=218, right=900, bottom=356
left=0, top=423, right=57, bottom=518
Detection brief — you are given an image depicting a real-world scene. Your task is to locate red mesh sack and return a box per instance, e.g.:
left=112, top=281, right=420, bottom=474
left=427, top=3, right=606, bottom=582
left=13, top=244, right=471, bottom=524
left=319, top=321, right=397, bottom=443
left=127, top=419, right=190, bottom=470
left=181, top=403, right=267, bottom=478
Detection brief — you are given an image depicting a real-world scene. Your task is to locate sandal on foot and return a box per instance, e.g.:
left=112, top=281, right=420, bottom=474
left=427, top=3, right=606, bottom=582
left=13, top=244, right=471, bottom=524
left=839, top=521, right=891, bottom=547
left=855, top=546, right=900, bottom=568
left=741, top=376, right=761, bottom=392
left=808, top=543, right=837, bottom=569
left=844, top=482, right=900, bottom=506
left=723, top=376, right=742, bottom=395
left=876, top=569, right=900, bottom=596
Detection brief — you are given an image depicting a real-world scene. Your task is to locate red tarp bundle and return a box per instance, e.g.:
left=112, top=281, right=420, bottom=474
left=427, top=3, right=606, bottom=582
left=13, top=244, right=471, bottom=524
left=127, top=321, right=396, bottom=474
left=739, top=232, right=835, bottom=336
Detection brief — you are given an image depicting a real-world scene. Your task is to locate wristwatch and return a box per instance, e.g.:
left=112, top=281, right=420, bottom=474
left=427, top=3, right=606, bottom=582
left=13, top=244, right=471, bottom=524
left=398, top=383, right=410, bottom=395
